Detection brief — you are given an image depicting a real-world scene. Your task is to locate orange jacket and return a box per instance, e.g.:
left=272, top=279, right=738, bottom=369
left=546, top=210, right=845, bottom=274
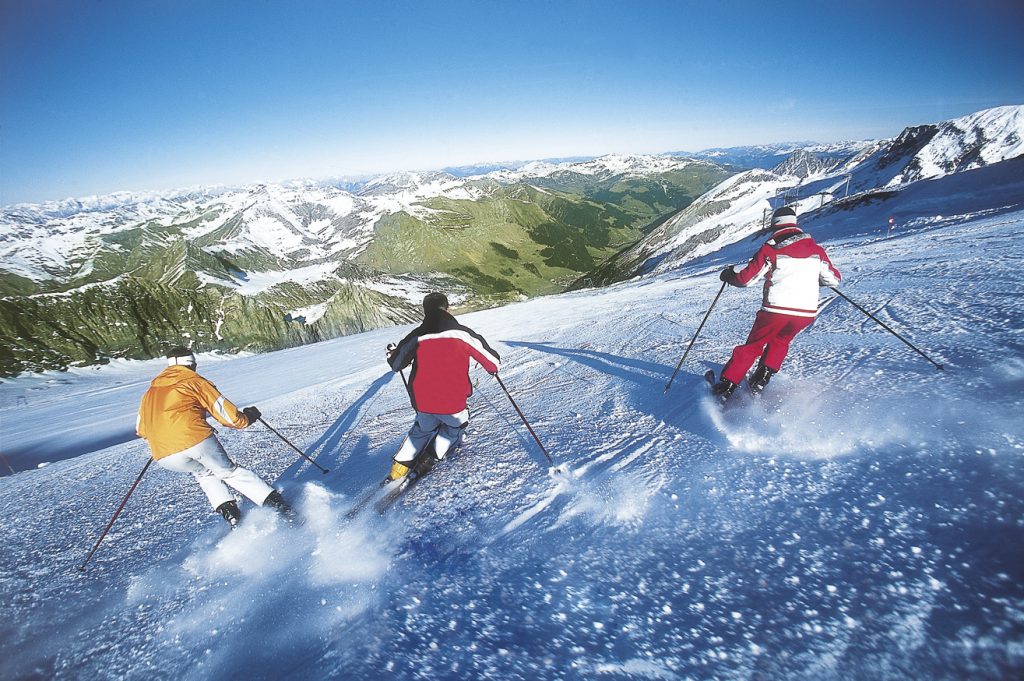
left=136, top=366, right=249, bottom=460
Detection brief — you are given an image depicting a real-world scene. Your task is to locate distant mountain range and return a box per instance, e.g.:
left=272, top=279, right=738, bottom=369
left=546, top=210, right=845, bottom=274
left=677, top=141, right=876, bottom=170
left=4, top=106, right=1020, bottom=377
left=581, top=105, right=1024, bottom=287
left=0, top=155, right=729, bottom=375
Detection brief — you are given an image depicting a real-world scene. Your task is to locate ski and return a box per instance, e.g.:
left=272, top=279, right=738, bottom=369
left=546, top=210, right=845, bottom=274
left=342, top=434, right=445, bottom=519
left=373, top=447, right=443, bottom=515
left=344, top=482, right=390, bottom=520
left=373, top=467, right=425, bottom=515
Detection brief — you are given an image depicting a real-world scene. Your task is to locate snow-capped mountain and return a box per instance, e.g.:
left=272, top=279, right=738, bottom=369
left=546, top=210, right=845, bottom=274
left=2, top=133, right=1023, bottom=679
left=1, top=182, right=400, bottom=284
left=0, top=155, right=723, bottom=288
left=6, top=105, right=1019, bottom=377
left=1, top=186, right=236, bottom=223
left=0, top=154, right=731, bottom=375
left=771, top=148, right=852, bottom=179
left=681, top=140, right=875, bottom=169
left=862, top=104, right=1024, bottom=188
left=482, top=153, right=717, bottom=184
left=584, top=105, right=1024, bottom=285
left=357, top=170, right=465, bottom=197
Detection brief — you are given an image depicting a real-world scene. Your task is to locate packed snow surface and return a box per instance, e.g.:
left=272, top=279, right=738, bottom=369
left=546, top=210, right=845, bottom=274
left=2, top=183, right=1023, bottom=679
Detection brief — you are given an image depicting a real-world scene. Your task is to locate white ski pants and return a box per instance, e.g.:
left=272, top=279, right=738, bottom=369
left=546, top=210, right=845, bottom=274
left=157, top=436, right=274, bottom=510
left=394, top=410, right=468, bottom=464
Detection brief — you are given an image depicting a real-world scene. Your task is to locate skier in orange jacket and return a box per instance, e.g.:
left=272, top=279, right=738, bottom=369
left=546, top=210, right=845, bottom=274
left=136, top=347, right=289, bottom=527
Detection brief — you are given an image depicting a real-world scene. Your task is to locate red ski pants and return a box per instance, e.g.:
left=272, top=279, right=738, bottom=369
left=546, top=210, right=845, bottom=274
left=721, top=310, right=815, bottom=384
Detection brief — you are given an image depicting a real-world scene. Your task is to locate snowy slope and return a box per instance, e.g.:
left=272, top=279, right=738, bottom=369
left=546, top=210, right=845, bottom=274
left=597, top=105, right=1024, bottom=283
left=2, top=158, right=1023, bottom=679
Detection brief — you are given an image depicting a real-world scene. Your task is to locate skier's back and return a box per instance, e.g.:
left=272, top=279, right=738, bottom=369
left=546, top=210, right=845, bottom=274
left=711, top=206, right=841, bottom=399
left=136, top=347, right=290, bottom=527
left=384, top=292, right=501, bottom=481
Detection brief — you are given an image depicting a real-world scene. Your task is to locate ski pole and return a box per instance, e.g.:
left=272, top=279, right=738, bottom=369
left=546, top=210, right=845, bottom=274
left=396, top=368, right=418, bottom=411
left=79, top=458, right=153, bottom=572
left=664, top=279, right=729, bottom=392
left=830, top=287, right=944, bottom=371
left=388, top=344, right=413, bottom=404
left=0, top=451, right=16, bottom=475
left=258, top=418, right=330, bottom=474
left=493, top=374, right=555, bottom=467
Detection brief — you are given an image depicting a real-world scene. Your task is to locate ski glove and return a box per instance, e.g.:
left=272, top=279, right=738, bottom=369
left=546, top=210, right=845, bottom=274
left=386, top=343, right=397, bottom=362
left=719, top=267, right=736, bottom=284
left=242, top=406, right=262, bottom=424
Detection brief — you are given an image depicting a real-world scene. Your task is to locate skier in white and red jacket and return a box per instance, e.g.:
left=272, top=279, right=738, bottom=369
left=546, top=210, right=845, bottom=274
left=384, top=292, right=501, bottom=481
left=711, top=206, right=841, bottom=400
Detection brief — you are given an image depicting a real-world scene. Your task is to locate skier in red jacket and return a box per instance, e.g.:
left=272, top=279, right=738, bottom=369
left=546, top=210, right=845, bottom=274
left=385, top=292, right=501, bottom=481
left=711, top=206, right=841, bottom=400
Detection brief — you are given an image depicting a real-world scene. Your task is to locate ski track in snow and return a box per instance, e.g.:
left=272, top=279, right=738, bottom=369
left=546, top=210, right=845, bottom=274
left=1, top=207, right=1023, bottom=679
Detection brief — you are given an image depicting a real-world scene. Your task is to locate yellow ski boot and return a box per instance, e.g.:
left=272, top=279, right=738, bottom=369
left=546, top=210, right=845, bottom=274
left=386, top=460, right=410, bottom=482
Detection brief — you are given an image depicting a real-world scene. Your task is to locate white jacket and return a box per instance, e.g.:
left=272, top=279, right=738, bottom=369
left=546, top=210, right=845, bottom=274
left=730, top=227, right=841, bottom=317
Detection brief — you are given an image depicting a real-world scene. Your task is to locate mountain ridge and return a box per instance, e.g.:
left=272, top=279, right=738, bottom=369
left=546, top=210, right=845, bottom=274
left=0, top=155, right=730, bottom=375
left=4, top=105, right=1020, bottom=376
left=578, top=105, right=1024, bottom=287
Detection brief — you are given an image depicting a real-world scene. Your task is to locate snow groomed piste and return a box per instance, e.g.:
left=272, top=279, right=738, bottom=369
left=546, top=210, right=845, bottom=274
left=2, top=146, right=1024, bottom=679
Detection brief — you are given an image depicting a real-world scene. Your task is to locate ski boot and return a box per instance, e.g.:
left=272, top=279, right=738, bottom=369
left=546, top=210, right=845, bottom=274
left=264, top=490, right=294, bottom=519
left=216, top=500, right=242, bottom=529
left=711, top=378, right=738, bottom=402
left=748, top=363, right=776, bottom=395
left=409, top=450, right=439, bottom=479
left=385, top=460, right=411, bottom=483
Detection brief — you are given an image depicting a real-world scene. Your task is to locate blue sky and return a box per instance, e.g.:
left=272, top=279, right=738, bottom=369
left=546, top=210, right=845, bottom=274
left=1, top=0, right=1022, bottom=205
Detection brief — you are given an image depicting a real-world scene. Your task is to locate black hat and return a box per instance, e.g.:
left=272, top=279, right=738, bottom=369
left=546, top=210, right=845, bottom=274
left=423, top=292, right=449, bottom=314
left=166, top=346, right=196, bottom=367
left=772, top=206, right=798, bottom=228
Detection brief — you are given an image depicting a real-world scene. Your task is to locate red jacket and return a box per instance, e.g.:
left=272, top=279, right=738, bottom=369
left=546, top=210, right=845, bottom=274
left=730, top=227, right=841, bottom=317
left=389, top=310, right=501, bottom=414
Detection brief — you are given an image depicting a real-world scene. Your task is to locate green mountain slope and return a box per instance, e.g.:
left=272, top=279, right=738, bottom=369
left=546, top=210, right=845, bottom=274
left=0, top=162, right=731, bottom=375
left=357, top=171, right=729, bottom=302
left=0, top=275, right=418, bottom=375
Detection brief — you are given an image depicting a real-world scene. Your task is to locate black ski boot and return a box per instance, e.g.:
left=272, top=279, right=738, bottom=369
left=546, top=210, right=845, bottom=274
left=264, top=490, right=294, bottom=518
left=711, top=378, right=738, bottom=402
left=748, top=363, right=776, bottom=395
left=216, top=500, right=241, bottom=529
left=410, top=450, right=439, bottom=480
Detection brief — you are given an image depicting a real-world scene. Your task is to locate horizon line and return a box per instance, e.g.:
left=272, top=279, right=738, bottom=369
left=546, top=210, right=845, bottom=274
left=2, top=138, right=879, bottom=211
